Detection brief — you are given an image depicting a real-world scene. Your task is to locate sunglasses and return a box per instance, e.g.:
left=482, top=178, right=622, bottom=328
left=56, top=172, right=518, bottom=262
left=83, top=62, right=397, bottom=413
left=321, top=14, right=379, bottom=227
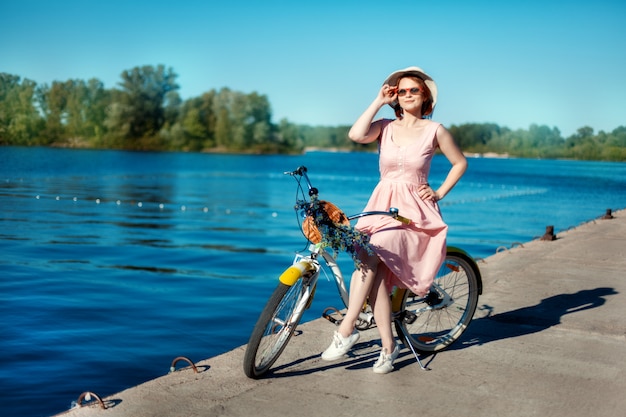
left=397, top=87, right=422, bottom=97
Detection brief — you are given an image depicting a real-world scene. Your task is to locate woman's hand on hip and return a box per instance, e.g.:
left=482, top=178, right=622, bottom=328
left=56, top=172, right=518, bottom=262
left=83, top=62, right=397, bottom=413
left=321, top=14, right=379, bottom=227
left=418, top=183, right=440, bottom=202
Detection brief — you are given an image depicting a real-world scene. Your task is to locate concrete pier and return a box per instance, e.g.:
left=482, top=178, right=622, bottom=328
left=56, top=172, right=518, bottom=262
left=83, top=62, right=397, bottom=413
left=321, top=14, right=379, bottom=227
left=56, top=210, right=626, bottom=417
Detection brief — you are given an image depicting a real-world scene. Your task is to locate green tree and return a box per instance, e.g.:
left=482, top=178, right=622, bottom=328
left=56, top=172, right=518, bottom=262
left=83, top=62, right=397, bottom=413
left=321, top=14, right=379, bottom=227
left=214, top=106, right=232, bottom=149
left=0, top=74, right=42, bottom=145
left=449, top=123, right=505, bottom=153
left=209, top=88, right=276, bottom=151
left=107, top=65, right=179, bottom=148
left=276, top=118, right=302, bottom=150
left=564, top=126, right=600, bottom=160
left=523, top=124, right=563, bottom=158
left=160, top=92, right=215, bottom=152
left=601, top=127, right=626, bottom=160
left=245, top=92, right=273, bottom=148
left=36, top=81, right=67, bottom=144
left=82, top=78, right=111, bottom=146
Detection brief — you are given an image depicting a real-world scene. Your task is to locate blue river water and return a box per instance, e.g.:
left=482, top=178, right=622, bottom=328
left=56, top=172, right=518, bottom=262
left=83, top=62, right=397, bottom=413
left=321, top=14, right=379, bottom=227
left=1, top=146, right=624, bottom=417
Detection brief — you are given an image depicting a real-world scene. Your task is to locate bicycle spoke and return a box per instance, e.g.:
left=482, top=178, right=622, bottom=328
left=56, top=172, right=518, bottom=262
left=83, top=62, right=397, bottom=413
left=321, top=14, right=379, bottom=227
left=243, top=276, right=314, bottom=378
left=395, top=252, right=480, bottom=354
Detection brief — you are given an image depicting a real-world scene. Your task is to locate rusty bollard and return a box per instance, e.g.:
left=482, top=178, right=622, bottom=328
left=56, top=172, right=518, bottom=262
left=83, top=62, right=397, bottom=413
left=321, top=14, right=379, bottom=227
left=602, top=209, right=614, bottom=219
left=540, top=225, right=556, bottom=241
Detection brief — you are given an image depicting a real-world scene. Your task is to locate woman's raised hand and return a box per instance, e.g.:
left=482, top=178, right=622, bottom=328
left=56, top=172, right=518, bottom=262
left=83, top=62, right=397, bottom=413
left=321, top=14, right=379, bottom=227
left=379, top=84, right=397, bottom=106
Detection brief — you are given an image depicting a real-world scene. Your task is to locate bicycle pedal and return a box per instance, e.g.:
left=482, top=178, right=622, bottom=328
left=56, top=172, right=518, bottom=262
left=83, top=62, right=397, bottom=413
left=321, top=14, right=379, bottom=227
left=424, top=290, right=444, bottom=307
left=322, top=307, right=343, bottom=326
left=403, top=310, right=417, bottom=324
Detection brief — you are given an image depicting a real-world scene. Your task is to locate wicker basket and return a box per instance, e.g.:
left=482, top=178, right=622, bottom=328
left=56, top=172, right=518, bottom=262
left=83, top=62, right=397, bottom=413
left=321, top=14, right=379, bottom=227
left=301, top=201, right=350, bottom=244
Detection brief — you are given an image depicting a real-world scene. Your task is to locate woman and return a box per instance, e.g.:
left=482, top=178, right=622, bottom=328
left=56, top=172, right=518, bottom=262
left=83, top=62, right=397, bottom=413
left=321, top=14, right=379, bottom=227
left=321, top=66, right=467, bottom=374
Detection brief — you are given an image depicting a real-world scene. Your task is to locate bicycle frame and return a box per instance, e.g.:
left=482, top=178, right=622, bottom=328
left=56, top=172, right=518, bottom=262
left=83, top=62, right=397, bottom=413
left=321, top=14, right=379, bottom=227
left=279, top=242, right=363, bottom=323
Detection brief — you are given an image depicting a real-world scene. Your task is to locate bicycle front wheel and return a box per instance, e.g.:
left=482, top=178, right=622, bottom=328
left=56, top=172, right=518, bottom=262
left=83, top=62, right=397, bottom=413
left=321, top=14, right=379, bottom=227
left=394, top=251, right=480, bottom=354
left=243, top=278, right=313, bottom=378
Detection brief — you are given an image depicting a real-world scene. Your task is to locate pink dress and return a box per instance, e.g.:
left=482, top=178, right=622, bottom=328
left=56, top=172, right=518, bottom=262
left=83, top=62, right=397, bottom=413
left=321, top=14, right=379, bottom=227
left=355, top=119, right=447, bottom=297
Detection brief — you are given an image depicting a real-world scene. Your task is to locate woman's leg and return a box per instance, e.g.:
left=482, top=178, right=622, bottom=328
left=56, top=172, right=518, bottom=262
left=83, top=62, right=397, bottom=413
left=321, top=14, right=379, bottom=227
left=336, top=252, right=379, bottom=338
left=368, top=267, right=395, bottom=352
left=321, top=252, right=379, bottom=360
left=369, top=265, right=399, bottom=373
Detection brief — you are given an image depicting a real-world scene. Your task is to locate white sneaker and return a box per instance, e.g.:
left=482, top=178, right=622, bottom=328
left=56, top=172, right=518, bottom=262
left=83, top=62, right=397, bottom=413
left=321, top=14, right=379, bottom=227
left=321, top=329, right=360, bottom=361
left=373, top=345, right=400, bottom=374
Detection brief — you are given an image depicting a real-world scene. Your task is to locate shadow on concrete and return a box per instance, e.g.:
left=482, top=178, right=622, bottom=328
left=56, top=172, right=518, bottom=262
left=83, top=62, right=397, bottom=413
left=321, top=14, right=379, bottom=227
left=451, top=287, right=618, bottom=350
left=267, top=339, right=381, bottom=378
left=257, top=287, right=618, bottom=378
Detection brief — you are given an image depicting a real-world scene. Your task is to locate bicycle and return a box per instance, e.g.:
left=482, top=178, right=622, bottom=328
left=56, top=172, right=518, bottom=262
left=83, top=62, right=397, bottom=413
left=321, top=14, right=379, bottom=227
left=243, top=166, right=483, bottom=378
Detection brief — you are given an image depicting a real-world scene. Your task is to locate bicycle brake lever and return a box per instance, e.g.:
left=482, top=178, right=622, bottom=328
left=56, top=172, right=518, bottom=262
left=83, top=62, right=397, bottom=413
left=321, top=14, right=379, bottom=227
left=396, top=215, right=412, bottom=225
left=389, top=208, right=412, bottom=225
left=284, top=166, right=307, bottom=176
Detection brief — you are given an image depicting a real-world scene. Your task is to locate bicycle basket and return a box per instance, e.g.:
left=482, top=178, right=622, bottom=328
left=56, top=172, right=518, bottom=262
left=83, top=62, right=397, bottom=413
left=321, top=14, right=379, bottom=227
left=302, top=200, right=350, bottom=244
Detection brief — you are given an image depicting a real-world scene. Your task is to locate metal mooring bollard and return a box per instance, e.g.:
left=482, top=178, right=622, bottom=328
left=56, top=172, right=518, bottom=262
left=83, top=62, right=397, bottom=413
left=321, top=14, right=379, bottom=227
left=75, top=391, right=106, bottom=409
left=540, top=225, right=556, bottom=241
left=602, top=209, right=614, bottom=219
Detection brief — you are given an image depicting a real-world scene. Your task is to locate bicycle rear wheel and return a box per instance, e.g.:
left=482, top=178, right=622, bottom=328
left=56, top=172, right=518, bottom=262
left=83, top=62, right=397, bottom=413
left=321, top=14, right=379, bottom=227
left=394, top=251, right=480, bottom=354
left=243, top=278, right=313, bottom=378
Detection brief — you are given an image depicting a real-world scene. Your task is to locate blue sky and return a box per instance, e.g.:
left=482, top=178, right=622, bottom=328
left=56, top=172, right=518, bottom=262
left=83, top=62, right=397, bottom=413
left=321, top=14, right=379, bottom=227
left=2, top=0, right=625, bottom=137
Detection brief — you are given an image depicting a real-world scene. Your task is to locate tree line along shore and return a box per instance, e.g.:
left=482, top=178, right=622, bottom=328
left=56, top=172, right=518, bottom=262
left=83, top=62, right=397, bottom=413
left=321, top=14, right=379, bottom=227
left=1, top=65, right=624, bottom=161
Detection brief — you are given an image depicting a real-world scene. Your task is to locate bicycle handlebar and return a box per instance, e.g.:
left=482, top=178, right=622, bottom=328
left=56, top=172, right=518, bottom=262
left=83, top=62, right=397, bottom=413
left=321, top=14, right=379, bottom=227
left=285, top=166, right=318, bottom=196
left=286, top=166, right=412, bottom=225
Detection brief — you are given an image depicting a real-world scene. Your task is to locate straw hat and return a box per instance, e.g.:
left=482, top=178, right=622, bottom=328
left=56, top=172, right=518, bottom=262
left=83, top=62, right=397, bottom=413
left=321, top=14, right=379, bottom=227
left=383, top=66, right=438, bottom=110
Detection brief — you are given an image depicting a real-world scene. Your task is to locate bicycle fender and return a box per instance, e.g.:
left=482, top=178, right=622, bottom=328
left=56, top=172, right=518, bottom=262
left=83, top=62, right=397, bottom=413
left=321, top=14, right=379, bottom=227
left=279, top=260, right=314, bottom=286
left=446, top=246, right=483, bottom=295
left=446, top=245, right=471, bottom=258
